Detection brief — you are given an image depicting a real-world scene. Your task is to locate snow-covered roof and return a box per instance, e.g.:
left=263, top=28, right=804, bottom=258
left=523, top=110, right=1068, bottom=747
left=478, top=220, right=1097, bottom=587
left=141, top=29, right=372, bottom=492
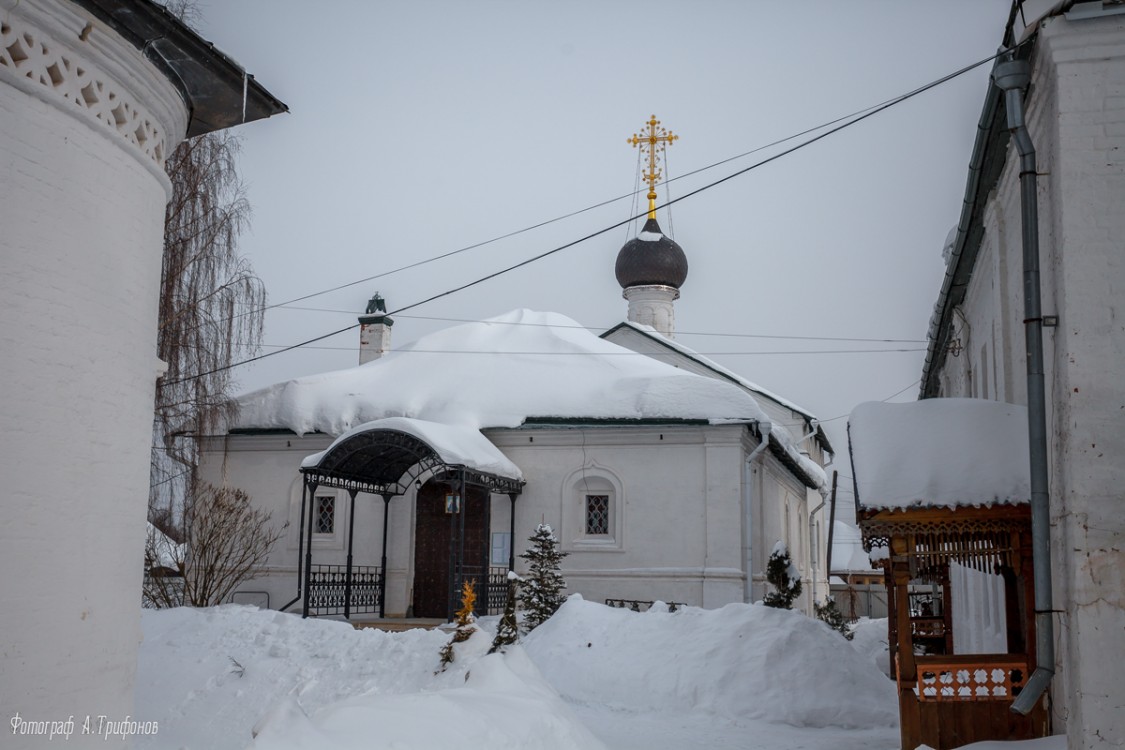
left=604, top=321, right=819, bottom=420
left=830, top=520, right=876, bottom=572
left=235, top=310, right=769, bottom=436
left=601, top=320, right=828, bottom=489
left=301, top=417, right=523, bottom=481
left=848, top=399, right=1030, bottom=511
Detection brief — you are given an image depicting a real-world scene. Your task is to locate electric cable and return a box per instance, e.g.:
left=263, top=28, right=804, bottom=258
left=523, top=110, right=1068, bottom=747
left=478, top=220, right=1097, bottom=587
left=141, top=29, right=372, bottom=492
left=195, top=51, right=1003, bottom=333
left=164, top=43, right=1024, bottom=386
left=246, top=343, right=927, bottom=355
left=271, top=307, right=928, bottom=344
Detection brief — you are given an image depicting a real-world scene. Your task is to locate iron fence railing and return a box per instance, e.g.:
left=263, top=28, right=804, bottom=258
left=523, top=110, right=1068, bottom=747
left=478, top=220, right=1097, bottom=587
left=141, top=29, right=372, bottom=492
left=605, top=598, right=683, bottom=612
left=307, top=564, right=382, bottom=617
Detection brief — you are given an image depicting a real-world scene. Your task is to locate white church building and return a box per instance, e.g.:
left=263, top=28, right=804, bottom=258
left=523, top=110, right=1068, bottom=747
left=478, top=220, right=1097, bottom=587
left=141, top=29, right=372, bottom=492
left=202, top=212, right=832, bottom=621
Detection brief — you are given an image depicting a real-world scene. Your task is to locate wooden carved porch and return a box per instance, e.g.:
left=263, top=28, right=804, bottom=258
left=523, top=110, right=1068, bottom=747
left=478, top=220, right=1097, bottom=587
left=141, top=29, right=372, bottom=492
left=861, top=505, right=1049, bottom=750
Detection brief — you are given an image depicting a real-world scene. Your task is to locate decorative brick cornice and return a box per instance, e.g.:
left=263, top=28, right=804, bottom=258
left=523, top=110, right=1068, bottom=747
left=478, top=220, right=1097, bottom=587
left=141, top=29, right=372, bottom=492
left=1, top=16, right=168, bottom=167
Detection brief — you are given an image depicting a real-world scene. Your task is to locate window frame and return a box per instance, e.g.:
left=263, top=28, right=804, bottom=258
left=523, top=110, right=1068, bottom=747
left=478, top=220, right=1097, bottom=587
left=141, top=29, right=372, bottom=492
left=314, top=493, right=336, bottom=535
left=561, top=464, right=624, bottom=552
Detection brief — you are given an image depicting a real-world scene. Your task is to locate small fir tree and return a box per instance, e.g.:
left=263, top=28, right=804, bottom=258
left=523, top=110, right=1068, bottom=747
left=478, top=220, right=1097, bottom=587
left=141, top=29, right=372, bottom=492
left=488, top=571, right=521, bottom=654
left=519, top=523, right=568, bottom=631
left=438, top=580, right=478, bottom=670
left=763, top=541, right=802, bottom=609
left=814, top=597, right=854, bottom=640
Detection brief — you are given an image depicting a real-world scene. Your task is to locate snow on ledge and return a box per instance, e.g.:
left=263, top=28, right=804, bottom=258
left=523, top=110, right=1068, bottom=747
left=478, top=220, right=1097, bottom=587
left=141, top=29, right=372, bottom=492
left=849, top=399, right=1030, bottom=511
left=302, top=417, right=523, bottom=481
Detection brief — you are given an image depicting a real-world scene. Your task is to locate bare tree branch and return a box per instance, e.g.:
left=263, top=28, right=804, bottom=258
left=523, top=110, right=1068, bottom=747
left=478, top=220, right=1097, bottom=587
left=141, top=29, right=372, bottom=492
left=144, top=484, right=285, bottom=608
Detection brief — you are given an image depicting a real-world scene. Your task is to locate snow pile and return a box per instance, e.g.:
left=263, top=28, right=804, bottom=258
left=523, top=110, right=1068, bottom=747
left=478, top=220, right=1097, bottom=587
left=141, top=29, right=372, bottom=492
left=848, top=617, right=891, bottom=677
left=849, top=399, right=1030, bottom=510
left=925, top=738, right=1064, bottom=750
left=250, top=639, right=604, bottom=750
left=135, top=605, right=602, bottom=750
left=523, top=596, right=897, bottom=728
left=235, top=310, right=769, bottom=435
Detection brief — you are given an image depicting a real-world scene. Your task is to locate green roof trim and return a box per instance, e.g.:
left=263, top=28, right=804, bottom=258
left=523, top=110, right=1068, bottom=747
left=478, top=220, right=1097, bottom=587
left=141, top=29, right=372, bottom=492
left=519, top=417, right=711, bottom=427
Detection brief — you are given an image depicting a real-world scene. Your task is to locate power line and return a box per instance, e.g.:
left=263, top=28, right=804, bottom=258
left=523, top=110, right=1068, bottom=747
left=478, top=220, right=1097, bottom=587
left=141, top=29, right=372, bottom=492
left=191, top=51, right=1006, bottom=336
left=816, top=379, right=922, bottom=424
left=381, top=44, right=1022, bottom=320
left=165, top=44, right=1021, bottom=386
left=272, top=307, right=928, bottom=344
left=248, top=343, right=927, bottom=355
left=212, top=84, right=911, bottom=329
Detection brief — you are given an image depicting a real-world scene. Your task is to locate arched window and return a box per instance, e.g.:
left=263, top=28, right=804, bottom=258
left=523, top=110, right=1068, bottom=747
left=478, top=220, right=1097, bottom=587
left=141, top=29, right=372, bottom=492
left=561, top=464, right=624, bottom=551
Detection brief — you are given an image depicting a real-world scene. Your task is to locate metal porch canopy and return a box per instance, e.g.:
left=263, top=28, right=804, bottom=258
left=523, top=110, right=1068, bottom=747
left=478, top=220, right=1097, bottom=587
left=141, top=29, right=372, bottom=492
left=294, top=417, right=523, bottom=620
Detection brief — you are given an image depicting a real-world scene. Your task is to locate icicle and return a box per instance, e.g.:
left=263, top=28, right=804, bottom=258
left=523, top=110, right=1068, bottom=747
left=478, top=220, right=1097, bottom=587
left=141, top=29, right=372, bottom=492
left=241, top=70, right=248, bottom=123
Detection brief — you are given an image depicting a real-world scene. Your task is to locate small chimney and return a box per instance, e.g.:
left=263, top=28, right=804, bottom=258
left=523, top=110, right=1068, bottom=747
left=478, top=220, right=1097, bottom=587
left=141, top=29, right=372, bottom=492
left=359, top=293, right=393, bottom=364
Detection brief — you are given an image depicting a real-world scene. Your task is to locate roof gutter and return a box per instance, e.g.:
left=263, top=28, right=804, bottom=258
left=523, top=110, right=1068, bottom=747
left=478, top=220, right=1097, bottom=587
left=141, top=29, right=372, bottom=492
left=920, top=56, right=1009, bottom=397
left=992, top=55, right=1055, bottom=717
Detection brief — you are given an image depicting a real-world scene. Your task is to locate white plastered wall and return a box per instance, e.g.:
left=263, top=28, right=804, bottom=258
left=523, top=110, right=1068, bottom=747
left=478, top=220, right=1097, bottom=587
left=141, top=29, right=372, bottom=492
left=207, top=423, right=796, bottom=614
left=0, top=0, right=188, bottom=740
left=931, top=13, right=1125, bottom=745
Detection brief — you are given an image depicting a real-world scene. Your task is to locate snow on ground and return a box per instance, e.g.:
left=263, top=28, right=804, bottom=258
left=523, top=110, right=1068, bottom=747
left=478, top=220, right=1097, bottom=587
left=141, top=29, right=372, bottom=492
left=849, top=616, right=893, bottom=677
left=136, top=598, right=902, bottom=750
left=523, top=596, right=897, bottom=728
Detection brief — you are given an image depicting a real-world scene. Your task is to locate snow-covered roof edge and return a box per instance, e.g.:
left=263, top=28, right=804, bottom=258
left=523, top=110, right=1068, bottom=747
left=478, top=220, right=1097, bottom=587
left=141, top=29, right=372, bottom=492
left=302, top=417, right=523, bottom=482
left=601, top=321, right=834, bottom=458
left=848, top=399, right=1030, bottom=512
left=232, top=310, right=772, bottom=436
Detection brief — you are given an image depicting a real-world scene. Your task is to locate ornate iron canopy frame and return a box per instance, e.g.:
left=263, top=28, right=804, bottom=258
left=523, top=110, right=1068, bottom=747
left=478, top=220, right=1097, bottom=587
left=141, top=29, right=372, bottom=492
left=300, top=427, right=524, bottom=497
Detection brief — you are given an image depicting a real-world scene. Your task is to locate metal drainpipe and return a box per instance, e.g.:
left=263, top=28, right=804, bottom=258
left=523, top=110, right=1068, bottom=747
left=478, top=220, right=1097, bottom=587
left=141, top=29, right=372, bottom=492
left=993, top=56, right=1055, bottom=716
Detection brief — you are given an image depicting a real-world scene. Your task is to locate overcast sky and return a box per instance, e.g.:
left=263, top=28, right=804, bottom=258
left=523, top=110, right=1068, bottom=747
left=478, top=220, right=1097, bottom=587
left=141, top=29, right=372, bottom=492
left=193, top=1, right=1013, bottom=503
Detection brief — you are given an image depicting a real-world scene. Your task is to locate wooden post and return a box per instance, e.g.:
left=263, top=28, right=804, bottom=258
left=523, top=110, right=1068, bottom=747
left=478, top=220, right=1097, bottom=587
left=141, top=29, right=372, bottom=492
left=892, top=536, right=920, bottom=750
left=941, top=564, right=954, bottom=654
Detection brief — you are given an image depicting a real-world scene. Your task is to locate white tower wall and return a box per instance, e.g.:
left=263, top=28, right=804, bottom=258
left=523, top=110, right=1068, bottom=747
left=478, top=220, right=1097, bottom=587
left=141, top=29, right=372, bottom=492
left=0, top=1, right=188, bottom=741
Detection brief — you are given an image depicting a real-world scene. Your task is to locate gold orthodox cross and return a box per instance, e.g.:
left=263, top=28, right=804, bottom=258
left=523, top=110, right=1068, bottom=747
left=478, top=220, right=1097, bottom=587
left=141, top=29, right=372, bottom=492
left=628, top=115, right=678, bottom=220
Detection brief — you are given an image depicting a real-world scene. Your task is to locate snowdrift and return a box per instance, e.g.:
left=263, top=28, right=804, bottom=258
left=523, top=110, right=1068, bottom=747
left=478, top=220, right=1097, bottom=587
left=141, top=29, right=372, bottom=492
left=523, top=596, right=898, bottom=728
left=136, top=599, right=898, bottom=749
left=135, top=605, right=603, bottom=750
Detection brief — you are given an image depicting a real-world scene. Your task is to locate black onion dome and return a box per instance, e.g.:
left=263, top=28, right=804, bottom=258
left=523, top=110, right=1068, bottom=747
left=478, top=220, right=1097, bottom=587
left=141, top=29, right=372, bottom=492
left=615, top=218, right=689, bottom=289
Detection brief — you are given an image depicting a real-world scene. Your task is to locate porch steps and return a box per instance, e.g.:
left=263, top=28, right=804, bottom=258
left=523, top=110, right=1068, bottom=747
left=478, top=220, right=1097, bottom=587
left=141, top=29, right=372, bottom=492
left=351, top=618, right=448, bottom=633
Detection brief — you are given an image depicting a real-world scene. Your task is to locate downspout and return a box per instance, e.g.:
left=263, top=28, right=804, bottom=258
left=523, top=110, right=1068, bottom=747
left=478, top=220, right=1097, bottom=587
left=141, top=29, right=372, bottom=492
left=743, top=421, right=771, bottom=603
left=809, top=494, right=827, bottom=606
left=808, top=470, right=836, bottom=606
left=825, top=470, right=839, bottom=577
left=993, top=56, right=1055, bottom=716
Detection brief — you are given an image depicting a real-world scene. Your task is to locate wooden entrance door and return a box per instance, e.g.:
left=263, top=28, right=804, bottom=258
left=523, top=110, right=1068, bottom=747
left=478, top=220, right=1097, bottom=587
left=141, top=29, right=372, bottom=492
left=412, top=480, right=489, bottom=618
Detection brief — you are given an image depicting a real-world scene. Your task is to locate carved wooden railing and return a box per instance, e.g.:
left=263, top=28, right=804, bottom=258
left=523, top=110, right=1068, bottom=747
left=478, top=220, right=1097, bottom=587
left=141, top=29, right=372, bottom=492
left=904, top=655, right=1029, bottom=702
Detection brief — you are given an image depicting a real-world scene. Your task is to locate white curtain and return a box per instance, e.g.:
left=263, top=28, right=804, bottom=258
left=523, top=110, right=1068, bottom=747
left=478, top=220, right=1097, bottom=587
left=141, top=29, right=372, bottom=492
left=949, top=560, right=1008, bottom=654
